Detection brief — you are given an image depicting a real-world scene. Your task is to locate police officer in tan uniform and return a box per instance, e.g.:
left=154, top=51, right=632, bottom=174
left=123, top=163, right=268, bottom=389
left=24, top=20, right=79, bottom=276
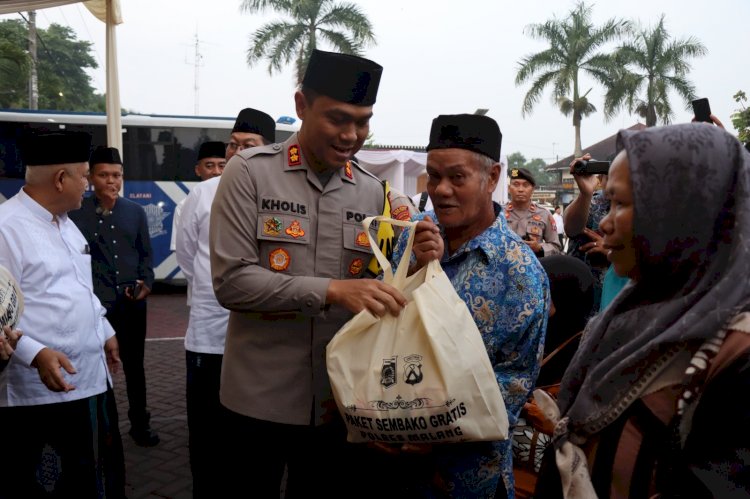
left=209, top=49, right=412, bottom=497
left=504, top=167, right=561, bottom=257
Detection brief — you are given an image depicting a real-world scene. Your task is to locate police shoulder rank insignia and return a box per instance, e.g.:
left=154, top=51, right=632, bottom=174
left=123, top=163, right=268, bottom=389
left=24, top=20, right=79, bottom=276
left=285, top=220, right=305, bottom=238
left=269, top=248, right=290, bottom=271
left=390, top=205, right=410, bottom=222
left=263, top=217, right=283, bottom=236
left=344, top=161, right=353, bottom=179
left=288, top=145, right=301, bottom=166
left=349, top=258, right=364, bottom=276
left=355, top=231, right=370, bottom=248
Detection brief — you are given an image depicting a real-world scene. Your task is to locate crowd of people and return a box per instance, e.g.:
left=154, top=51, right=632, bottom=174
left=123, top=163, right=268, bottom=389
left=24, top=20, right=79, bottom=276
left=0, top=47, right=748, bottom=499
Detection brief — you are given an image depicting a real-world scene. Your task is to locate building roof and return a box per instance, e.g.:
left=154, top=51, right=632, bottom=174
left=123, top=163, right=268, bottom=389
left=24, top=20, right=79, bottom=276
left=546, top=123, right=646, bottom=171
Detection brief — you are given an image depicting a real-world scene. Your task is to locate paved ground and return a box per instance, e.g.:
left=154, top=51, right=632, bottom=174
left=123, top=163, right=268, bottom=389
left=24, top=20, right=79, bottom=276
left=113, top=288, right=193, bottom=498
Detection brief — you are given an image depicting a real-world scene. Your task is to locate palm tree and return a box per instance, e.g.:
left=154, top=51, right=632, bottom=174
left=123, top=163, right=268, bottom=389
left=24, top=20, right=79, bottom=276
left=515, top=2, right=628, bottom=156
left=604, top=15, right=706, bottom=127
left=240, top=0, right=376, bottom=85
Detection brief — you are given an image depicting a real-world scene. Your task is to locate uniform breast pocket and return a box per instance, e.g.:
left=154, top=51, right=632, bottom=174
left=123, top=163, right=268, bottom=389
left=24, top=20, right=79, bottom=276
left=526, top=221, right=545, bottom=239
left=341, top=221, right=376, bottom=279
left=257, top=213, right=310, bottom=275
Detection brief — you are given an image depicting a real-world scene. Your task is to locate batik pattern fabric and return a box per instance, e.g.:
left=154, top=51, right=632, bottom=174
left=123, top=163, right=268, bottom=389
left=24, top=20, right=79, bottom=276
left=391, top=204, right=549, bottom=498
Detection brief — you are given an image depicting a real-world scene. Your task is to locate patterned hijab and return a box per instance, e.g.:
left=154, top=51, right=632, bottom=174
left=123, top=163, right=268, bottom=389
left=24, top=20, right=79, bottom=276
left=557, top=123, right=750, bottom=437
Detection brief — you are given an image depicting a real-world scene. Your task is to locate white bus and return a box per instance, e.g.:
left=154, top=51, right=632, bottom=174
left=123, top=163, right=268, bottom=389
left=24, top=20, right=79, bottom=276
left=0, top=109, right=298, bottom=281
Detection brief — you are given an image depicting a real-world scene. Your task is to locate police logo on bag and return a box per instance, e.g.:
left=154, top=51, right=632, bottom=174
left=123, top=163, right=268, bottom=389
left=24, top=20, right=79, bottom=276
left=381, top=357, right=397, bottom=388
left=404, top=354, right=424, bottom=385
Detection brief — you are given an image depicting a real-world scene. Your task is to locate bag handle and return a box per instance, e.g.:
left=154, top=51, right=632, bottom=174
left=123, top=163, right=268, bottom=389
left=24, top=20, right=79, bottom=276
left=362, top=216, right=417, bottom=288
left=540, top=331, right=583, bottom=368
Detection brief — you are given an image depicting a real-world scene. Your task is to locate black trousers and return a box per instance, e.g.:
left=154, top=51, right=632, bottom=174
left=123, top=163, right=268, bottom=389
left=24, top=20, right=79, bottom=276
left=0, top=387, right=125, bottom=499
left=186, top=351, right=228, bottom=498
left=221, top=409, right=361, bottom=498
left=107, top=297, right=149, bottom=428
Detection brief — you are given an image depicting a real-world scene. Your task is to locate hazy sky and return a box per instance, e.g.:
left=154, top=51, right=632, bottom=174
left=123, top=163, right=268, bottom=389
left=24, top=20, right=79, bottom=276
left=4, top=0, right=748, bottom=161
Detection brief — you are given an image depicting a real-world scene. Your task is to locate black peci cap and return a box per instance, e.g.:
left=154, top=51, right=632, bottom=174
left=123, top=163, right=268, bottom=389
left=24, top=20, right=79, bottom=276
left=20, top=130, right=91, bottom=166
left=509, top=167, right=536, bottom=186
left=89, top=146, right=122, bottom=166
left=426, top=114, right=502, bottom=162
left=197, top=141, right=226, bottom=161
left=302, top=49, right=383, bottom=106
left=231, top=108, right=276, bottom=143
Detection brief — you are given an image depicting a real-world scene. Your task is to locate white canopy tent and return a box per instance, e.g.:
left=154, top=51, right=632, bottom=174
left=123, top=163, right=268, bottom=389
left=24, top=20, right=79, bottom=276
left=0, top=0, right=123, bottom=154
left=356, top=149, right=508, bottom=204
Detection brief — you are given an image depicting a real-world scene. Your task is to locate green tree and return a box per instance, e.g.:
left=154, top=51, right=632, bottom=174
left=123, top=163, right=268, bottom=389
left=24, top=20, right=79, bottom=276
left=515, top=2, right=628, bottom=156
left=507, top=152, right=556, bottom=186
left=240, top=0, right=376, bottom=85
left=731, top=90, right=750, bottom=145
left=0, top=35, right=29, bottom=105
left=0, top=19, right=103, bottom=111
left=604, top=15, right=706, bottom=127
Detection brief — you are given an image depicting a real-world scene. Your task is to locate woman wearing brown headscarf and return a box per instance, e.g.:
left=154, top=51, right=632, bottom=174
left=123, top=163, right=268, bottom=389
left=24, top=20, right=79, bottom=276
left=535, top=123, right=750, bottom=498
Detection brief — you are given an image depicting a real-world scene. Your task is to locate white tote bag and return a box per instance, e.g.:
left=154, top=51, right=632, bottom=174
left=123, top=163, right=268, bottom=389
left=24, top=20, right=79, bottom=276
left=326, top=216, right=508, bottom=444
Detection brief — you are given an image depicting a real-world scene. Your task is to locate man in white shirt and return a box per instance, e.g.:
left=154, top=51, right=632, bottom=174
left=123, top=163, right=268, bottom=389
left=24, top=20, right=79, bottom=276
left=169, top=141, right=227, bottom=252
left=175, top=109, right=275, bottom=498
left=553, top=205, right=565, bottom=248
left=0, top=131, right=125, bottom=497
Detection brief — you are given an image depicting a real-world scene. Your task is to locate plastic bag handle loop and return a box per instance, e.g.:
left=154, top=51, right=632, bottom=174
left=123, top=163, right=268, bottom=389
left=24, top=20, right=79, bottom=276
left=362, top=216, right=417, bottom=288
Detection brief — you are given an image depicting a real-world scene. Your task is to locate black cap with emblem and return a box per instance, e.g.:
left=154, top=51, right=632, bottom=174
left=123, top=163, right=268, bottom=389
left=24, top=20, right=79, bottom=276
left=509, top=167, right=536, bottom=186
left=197, top=141, right=226, bottom=161
left=426, top=114, right=502, bottom=162
left=19, top=130, right=91, bottom=166
left=232, top=108, right=276, bottom=143
left=89, top=146, right=122, bottom=166
left=302, top=49, right=383, bottom=106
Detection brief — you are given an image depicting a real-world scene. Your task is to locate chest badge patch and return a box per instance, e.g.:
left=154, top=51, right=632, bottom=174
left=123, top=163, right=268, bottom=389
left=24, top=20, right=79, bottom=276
left=349, top=258, right=364, bottom=276
left=285, top=220, right=305, bottom=238
left=288, top=145, right=301, bottom=166
left=355, top=231, right=370, bottom=248
left=269, top=248, right=290, bottom=271
left=532, top=214, right=542, bottom=221
left=344, top=161, right=353, bottom=179
left=263, top=217, right=283, bottom=236
left=391, top=205, right=410, bottom=222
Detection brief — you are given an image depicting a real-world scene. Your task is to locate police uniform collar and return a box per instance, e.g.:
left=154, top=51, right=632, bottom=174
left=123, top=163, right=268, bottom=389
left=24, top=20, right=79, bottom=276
left=339, top=160, right=357, bottom=184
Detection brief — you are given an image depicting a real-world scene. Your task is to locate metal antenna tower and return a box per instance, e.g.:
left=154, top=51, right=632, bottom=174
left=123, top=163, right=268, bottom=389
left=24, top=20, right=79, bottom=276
left=190, top=32, right=203, bottom=115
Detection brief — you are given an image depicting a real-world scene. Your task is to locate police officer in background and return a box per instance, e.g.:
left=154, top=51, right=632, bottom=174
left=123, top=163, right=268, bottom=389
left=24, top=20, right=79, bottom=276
left=504, top=167, right=561, bottom=257
left=69, top=146, right=159, bottom=447
left=210, top=49, right=412, bottom=497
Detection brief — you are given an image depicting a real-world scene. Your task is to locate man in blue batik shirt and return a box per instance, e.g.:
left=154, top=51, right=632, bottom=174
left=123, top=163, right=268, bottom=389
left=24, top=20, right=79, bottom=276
left=378, top=114, right=549, bottom=499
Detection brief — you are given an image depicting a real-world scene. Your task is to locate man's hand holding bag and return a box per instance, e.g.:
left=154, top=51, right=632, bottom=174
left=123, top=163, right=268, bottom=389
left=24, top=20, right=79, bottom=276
left=326, top=216, right=509, bottom=445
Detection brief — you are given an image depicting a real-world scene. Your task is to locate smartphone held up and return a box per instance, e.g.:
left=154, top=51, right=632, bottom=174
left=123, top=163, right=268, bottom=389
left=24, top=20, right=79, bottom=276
left=692, top=97, right=712, bottom=123
left=573, top=159, right=611, bottom=175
